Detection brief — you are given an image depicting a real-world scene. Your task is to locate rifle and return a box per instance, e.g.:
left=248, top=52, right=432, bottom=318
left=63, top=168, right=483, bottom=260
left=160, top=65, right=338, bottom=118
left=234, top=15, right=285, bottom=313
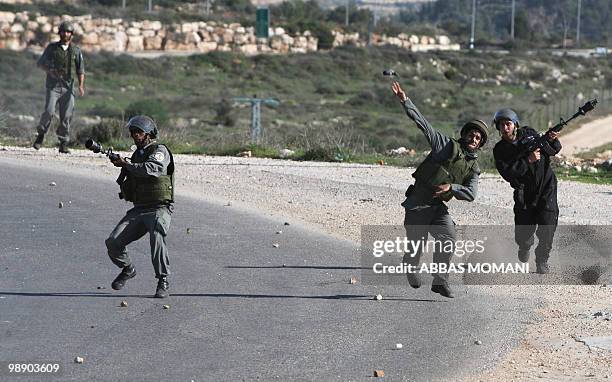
left=516, top=99, right=597, bottom=155
left=85, top=139, right=121, bottom=161
left=85, top=139, right=132, bottom=200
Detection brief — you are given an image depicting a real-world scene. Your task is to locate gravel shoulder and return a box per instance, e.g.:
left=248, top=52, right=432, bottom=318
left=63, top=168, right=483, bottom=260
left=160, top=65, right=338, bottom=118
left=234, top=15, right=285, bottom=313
left=1, top=145, right=611, bottom=380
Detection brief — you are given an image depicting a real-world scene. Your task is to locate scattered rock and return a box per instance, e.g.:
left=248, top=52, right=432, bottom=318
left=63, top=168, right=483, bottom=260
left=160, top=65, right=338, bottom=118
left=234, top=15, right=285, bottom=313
left=238, top=150, right=252, bottom=158
left=375, top=294, right=383, bottom=301
left=272, top=243, right=279, bottom=248
left=284, top=222, right=290, bottom=226
left=163, top=305, right=170, bottom=310
left=349, top=276, right=357, bottom=284
left=74, top=356, right=84, bottom=364
left=225, top=201, right=232, bottom=206
left=474, top=340, right=482, bottom=345
left=49, top=181, right=57, bottom=187
left=120, top=301, right=128, bottom=307
left=58, top=202, right=64, bottom=208
left=276, top=230, right=282, bottom=234
left=395, top=343, right=403, bottom=349
left=186, top=228, right=191, bottom=234
left=96, top=286, right=105, bottom=290
left=279, top=148, right=295, bottom=158
left=374, top=370, right=385, bottom=378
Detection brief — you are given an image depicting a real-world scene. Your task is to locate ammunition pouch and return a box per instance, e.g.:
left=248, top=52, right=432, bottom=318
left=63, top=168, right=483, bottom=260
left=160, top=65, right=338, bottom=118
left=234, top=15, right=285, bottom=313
left=131, top=175, right=174, bottom=204
left=119, top=177, right=136, bottom=202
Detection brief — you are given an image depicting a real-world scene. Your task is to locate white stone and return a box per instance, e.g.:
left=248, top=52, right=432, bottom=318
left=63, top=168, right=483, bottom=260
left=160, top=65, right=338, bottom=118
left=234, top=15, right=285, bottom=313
left=239, top=44, right=258, bottom=55
left=437, top=35, right=451, bottom=45
left=279, top=149, right=295, bottom=159
left=0, top=11, right=16, bottom=23
left=10, top=23, right=24, bottom=33
left=126, top=27, right=140, bottom=36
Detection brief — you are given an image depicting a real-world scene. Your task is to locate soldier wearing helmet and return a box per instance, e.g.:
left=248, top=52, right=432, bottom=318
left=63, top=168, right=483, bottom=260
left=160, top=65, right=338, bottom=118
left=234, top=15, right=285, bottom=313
left=32, top=20, right=86, bottom=153
left=391, top=81, right=488, bottom=298
left=105, top=115, right=175, bottom=298
left=492, top=108, right=561, bottom=274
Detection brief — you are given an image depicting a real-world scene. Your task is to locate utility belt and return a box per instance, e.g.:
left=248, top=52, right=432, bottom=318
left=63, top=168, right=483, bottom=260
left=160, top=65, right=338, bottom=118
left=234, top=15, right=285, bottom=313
left=405, top=184, right=444, bottom=206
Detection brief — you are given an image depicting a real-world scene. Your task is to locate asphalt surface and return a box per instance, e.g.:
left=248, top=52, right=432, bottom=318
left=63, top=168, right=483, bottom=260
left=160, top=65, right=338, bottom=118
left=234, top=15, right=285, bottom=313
left=0, top=161, right=538, bottom=382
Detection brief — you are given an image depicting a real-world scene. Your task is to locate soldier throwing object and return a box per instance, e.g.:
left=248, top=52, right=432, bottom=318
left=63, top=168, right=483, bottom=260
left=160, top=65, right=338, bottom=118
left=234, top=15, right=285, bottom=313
left=392, top=81, right=488, bottom=298
left=33, top=21, right=85, bottom=153
left=105, top=116, right=175, bottom=298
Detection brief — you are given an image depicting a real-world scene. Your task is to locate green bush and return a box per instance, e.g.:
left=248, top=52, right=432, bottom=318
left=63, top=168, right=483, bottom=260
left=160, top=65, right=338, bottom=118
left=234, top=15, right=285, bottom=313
left=76, top=118, right=124, bottom=144
left=125, top=99, right=169, bottom=125
left=214, top=98, right=236, bottom=126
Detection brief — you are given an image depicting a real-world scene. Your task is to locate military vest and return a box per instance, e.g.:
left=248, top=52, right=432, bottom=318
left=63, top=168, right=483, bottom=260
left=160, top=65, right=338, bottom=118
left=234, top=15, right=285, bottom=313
left=409, top=139, right=478, bottom=204
left=49, top=43, right=76, bottom=80
left=121, top=144, right=175, bottom=205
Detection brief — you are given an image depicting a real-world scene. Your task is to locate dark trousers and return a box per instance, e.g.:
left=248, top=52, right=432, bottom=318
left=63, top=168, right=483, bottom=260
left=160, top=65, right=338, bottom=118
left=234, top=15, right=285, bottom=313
left=37, top=85, right=74, bottom=143
left=403, top=204, right=456, bottom=284
left=514, top=207, right=559, bottom=264
left=105, top=206, right=172, bottom=278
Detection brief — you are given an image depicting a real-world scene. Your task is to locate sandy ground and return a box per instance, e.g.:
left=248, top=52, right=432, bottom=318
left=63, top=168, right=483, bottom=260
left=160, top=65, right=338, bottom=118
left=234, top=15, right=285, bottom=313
left=561, top=114, right=612, bottom=156
left=1, top=145, right=611, bottom=381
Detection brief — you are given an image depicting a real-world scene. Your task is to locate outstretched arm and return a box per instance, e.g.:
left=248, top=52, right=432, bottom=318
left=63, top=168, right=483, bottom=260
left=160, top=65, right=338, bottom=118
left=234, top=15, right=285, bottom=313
left=392, top=81, right=452, bottom=159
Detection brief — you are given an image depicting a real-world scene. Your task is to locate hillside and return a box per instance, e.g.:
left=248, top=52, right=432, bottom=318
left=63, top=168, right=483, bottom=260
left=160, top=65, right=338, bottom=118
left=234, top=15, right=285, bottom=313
left=1, top=46, right=611, bottom=168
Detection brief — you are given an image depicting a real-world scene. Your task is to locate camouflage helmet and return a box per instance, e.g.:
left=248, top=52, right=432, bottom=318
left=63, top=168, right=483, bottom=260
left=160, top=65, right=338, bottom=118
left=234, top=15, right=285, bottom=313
left=126, top=115, right=158, bottom=138
left=460, top=119, right=489, bottom=148
left=493, top=108, right=519, bottom=130
left=58, top=21, right=75, bottom=34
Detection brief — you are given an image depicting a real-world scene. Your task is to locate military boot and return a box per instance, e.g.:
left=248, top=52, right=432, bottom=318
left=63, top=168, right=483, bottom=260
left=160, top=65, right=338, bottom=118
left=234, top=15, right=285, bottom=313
left=431, top=281, right=454, bottom=298
left=536, top=262, right=550, bottom=274
left=32, top=133, right=44, bottom=150
left=518, top=248, right=530, bottom=263
left=154, top=277, right=169, bottom=298
left=111, top=265, right=136, bottom=290
left=403, top=252, right=421, bottom=288
left=58, top=141, right=70, bottom=154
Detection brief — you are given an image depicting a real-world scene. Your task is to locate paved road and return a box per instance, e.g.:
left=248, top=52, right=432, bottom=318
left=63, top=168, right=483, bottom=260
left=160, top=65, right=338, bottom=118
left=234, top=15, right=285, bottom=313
left=0, top=161, right=537, bottom=381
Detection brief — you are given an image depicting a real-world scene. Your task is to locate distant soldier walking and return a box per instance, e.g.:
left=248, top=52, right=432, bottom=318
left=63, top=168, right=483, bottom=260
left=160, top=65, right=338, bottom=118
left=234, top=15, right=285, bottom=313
left=105, top=116, right=175, bottom=298
left=33, top=21, right=85, bottom=153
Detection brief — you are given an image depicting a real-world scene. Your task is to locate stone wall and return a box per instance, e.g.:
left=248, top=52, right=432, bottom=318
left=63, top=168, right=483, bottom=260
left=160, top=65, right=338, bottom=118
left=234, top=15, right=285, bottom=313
left=0, top=11, right=459, bottom=55
left=332, top=30, right=460, bottom=52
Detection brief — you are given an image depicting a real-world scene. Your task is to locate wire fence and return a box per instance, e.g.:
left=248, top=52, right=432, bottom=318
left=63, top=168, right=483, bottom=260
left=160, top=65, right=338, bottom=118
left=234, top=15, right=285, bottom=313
left=524, top=87, right=612, bottom=131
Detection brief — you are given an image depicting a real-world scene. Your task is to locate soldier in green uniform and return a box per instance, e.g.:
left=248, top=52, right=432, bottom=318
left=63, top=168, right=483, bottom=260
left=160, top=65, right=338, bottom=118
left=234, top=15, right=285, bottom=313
left=392, top=81, right=488, bottom=298
left=105, top=115, right=175, bottom=298
left=33, top=21, right=85, bottom=153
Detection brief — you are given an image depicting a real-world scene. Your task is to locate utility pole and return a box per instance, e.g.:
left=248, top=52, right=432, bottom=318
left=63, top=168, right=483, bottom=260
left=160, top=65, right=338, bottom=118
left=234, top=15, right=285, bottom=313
left=233, top=96, right=280, bottom=144
left=510, top=0, right=515, bottom=40
left=469, top=0, right=476, bottom=49
left=345, top=0, right=350, bottom=27
left=122, top=0, right=126, bottom=9
left=576, top=0, right=582, bottom=47
left=148, top=0, right=152, bottom=12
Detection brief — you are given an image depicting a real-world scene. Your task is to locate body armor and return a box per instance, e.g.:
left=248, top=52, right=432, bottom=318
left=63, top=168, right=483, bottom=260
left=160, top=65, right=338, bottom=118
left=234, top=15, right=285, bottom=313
left=120, top=144, right=174, bottom=205
left=409, top=139, right=478, bottom=204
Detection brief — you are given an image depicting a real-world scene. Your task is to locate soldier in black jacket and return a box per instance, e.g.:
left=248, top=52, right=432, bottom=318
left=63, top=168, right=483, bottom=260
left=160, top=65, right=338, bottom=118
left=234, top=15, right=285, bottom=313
left=492, top=109, right=561, bottom=274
